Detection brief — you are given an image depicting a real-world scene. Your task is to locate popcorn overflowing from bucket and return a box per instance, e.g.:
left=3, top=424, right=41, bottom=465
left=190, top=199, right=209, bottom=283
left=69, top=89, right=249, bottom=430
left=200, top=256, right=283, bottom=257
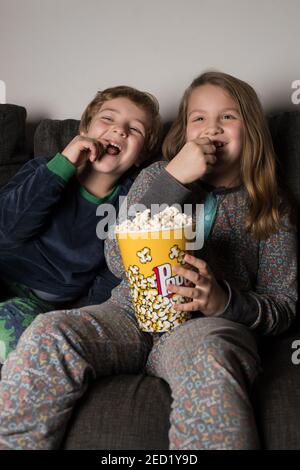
left=116, top=206, right=192, bottom=233
left=116, top=206, right=193, bottom=333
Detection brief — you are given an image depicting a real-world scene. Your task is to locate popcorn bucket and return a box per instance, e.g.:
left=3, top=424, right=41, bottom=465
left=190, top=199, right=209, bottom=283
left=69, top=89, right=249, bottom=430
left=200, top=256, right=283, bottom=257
left=116, top=225, right=194, bottom=333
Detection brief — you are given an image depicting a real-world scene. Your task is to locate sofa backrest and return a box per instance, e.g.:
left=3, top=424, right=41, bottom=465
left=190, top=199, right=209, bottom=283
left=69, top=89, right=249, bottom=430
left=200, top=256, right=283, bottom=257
left=1, top=104, right=300, bottom=207
left=34, top=119, right=79, bottom=158
left=269, top=112, right=300, bottom=206
left=33, top=118, right=163, bottom=175
left=32, top=112, right=300, bottom=205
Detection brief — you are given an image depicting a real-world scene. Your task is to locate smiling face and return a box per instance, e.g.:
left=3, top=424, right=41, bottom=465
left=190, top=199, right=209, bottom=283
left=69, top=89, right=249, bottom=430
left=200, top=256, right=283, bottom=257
left=186, top=84, right=244, bottom=187
left=81, top=96, right=148, bottom=177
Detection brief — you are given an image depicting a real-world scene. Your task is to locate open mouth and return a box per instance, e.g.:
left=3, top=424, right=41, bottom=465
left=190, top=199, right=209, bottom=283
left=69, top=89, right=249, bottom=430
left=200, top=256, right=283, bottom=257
left=214, top=141, right=227, bottom=152
left=105, top=142, right=121, bottom=156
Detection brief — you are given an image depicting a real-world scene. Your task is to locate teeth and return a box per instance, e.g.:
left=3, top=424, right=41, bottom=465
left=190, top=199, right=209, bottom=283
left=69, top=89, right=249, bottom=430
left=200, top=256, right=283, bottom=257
left=214, top=142, right=227, bottom=148
left=109, top=142, right=121, bottom=151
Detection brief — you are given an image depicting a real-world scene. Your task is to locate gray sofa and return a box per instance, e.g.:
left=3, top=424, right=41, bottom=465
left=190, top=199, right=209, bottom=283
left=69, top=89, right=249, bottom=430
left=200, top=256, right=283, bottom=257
left=0, top=104, right=299, bottom=449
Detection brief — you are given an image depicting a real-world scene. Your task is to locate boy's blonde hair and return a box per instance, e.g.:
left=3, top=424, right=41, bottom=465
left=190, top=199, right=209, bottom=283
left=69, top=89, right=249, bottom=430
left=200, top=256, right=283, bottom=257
left=80, top=85, right=161, bottom=162
left=163, top=71, right=286, bottom=240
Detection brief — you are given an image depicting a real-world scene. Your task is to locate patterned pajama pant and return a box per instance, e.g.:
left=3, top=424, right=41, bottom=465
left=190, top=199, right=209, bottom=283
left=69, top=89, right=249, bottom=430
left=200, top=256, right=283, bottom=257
left=0, top=282, right=56, bottom=364
left=0, top=301, right=261, bottom=450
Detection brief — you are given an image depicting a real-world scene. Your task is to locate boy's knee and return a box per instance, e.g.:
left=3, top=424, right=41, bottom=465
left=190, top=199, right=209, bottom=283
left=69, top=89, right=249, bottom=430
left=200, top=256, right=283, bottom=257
left=0, top=309, right=66, bottom=364
left=30, top=309, right=68, bottom=329
left=19, top=309, right=71, bottom=345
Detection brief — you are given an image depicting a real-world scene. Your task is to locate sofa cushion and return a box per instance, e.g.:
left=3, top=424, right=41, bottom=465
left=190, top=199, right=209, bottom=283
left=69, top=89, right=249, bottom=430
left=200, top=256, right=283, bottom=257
left=254, top=318, right=300, bottom=449
left=62, top=374, right=171, bottom=450
left=34, top=119, right=79, bottom=157
left=0, top=104, right=28, bottom=165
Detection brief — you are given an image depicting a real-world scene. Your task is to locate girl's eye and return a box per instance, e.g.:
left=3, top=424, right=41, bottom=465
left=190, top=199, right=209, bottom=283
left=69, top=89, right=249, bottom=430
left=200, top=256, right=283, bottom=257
left=193, top=117, right=204, bottom=122
left=130, top=127, right=143, bottom=135
left=101, top=116, right=113, bottom=122
left=223, top=114, right=235, bottom=120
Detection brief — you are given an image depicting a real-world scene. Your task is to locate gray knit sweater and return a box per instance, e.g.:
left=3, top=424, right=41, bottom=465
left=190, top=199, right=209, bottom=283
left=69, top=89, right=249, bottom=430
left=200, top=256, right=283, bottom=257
left=105, top=161, right=297, bottom=336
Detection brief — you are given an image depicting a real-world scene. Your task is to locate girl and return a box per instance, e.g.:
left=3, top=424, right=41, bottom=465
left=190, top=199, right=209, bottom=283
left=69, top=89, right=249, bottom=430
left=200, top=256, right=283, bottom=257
left=0, top=72, right=297, bottom=450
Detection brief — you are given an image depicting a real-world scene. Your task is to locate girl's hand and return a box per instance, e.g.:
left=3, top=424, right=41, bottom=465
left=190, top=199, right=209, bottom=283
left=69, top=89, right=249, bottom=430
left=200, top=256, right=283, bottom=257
left=165, top=137, right=217, bottom=185
left=167, top=254, right=228, bottom=316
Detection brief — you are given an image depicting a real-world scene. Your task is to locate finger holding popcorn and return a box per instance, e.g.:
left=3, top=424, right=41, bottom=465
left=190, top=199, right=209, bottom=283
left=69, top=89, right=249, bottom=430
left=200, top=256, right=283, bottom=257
left=172, top=264, right=210, bottom=287
left=169, top=285, right=224, bottom=316
left=182, top=254, right=213, bottom=278
left=168, top=254, right=229, bottom=316
left=167, top=282, right=207, bottom=301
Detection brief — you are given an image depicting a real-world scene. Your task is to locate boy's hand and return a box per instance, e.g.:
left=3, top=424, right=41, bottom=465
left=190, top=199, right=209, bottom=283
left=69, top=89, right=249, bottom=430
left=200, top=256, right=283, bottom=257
left=165, top=137, right=217, bottom=185
left=61, top=135, right=106, bottom=168
left=167, top=254, right=228, bottom=316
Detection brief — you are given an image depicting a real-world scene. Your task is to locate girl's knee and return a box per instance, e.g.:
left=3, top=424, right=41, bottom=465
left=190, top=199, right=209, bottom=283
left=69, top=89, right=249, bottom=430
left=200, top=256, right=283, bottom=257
left=156, top=317, right=260, bottom=380
left=170, top=316, right=257, bottom=353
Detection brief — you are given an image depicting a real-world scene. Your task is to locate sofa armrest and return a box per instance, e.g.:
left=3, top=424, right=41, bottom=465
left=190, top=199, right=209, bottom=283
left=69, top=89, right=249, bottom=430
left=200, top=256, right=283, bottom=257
left=0, top=104, right=28, bottom=165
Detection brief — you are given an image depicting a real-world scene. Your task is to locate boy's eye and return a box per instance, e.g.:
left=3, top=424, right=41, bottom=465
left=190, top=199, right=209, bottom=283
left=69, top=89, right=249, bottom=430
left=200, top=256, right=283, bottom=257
left=101, top=116, right=113, bottom=122
left=223, top=114, right=235, bottom=120
left=193, top=116, right=204, bottom=122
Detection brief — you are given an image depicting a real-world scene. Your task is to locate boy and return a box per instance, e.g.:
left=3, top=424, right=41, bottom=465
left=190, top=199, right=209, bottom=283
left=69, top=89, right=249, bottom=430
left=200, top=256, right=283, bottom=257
left=0, top=86, right=161, bottom=362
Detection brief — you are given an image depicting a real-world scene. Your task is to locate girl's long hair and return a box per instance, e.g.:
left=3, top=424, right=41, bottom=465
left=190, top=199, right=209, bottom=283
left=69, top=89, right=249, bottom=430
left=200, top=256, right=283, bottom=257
left=163, top=71, right=288, bottom=240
